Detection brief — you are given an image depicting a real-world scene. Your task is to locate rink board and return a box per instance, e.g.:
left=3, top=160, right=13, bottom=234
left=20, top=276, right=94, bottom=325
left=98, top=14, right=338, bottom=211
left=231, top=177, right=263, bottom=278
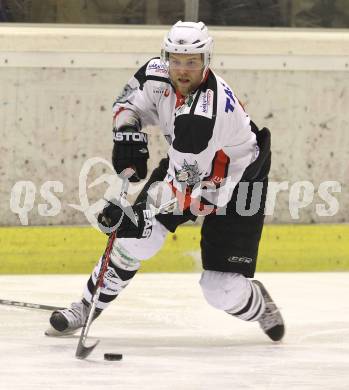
left=0, top=224, right=348, bottom=274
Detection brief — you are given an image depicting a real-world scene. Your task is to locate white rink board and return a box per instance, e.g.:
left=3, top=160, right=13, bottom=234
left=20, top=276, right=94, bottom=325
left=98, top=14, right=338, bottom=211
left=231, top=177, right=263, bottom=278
left=1, top=26, right=349, bottom=225
left=0, top=273, right=348, bottom=390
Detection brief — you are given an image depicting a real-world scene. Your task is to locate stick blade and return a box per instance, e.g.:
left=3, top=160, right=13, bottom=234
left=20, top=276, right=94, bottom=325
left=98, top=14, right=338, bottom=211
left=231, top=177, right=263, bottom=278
left=75, top=339, right=100, bottom=360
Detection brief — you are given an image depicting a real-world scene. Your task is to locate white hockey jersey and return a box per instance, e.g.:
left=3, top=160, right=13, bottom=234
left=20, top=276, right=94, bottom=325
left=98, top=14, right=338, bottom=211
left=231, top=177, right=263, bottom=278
left=112, top=57, right=258, bottom=209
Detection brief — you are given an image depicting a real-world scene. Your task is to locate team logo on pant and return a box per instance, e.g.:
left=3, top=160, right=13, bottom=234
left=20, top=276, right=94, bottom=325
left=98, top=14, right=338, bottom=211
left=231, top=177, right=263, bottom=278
left=227, top=256, right=253, bottom=264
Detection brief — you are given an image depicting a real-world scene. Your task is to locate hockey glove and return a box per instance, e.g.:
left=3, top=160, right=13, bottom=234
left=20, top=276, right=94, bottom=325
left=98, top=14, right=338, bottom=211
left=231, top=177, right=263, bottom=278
left=112, top=126, right=149, bottom=182
left=97, top=200, right=153, bottom=239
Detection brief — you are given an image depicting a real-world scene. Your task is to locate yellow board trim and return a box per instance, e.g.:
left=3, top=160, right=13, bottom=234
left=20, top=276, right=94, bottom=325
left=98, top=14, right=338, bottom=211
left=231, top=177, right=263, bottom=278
left=0, top=225, right=348, bottom=274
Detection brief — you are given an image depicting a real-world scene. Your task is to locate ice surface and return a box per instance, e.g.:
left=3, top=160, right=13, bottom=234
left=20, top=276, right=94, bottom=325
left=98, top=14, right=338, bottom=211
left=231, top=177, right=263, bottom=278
left=0, top=273, right=348, bottom=390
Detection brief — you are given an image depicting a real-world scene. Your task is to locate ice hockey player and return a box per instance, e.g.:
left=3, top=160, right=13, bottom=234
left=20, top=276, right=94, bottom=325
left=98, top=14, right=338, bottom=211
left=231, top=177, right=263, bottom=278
left=46, top=21, right=285, bottom=342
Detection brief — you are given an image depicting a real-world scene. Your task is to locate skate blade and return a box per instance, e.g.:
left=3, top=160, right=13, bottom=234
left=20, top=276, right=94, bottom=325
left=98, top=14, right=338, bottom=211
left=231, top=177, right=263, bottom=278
left=45, top=326, right=80, bottom=337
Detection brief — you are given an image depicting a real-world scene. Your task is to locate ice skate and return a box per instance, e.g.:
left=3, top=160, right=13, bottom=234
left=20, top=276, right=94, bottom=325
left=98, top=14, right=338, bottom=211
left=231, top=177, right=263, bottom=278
left=253, top=280, right=285, bottom=342
left=45, top=299, right=101, bottom=337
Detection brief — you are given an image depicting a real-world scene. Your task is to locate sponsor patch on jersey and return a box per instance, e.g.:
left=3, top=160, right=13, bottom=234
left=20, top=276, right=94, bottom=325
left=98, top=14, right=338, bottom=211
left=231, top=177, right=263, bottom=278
left=152, top=86, right=170, bottom=96
left=148, top=61, right=168, bottom=75
left=194, top=89, right=214, bottom=119
left=153, top=86, right=165, bottom=94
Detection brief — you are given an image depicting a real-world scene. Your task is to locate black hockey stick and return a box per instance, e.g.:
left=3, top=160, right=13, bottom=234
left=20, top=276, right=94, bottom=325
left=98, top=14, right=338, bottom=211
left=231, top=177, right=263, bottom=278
left=75, top=188, right=178, bottom=359
left=75, top=168, right=134, bottom=360
left=75, top=230, right=117, bottom=359
left=0, top=299, right=63, bottom=311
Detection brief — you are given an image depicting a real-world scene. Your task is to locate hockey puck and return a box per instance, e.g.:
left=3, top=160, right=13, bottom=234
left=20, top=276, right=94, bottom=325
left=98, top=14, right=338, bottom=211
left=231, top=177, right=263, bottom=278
left=104, top=353, right=123, bottom=361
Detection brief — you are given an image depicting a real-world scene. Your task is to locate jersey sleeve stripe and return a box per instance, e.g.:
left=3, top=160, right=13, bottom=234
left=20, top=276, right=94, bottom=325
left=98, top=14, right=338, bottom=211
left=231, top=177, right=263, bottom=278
left=206, top=149, right=230, bottom=186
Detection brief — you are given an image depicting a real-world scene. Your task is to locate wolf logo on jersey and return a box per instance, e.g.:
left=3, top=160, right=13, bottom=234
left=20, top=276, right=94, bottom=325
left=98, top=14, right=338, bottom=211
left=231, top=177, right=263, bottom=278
left=116, top=84, right=137, bottom=104
left=175, top=160, right=201, bottom=186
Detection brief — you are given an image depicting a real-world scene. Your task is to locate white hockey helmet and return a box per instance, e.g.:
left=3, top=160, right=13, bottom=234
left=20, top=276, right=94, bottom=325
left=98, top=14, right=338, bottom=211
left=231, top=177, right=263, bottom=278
left=161, top=21, right=213, bottom=73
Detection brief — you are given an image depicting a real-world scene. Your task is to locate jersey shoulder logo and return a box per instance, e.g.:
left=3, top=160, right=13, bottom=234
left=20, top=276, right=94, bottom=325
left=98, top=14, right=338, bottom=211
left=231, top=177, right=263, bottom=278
left=147, top=60, right=169, bottom=76
left=115, top=83, right=137, bottom=104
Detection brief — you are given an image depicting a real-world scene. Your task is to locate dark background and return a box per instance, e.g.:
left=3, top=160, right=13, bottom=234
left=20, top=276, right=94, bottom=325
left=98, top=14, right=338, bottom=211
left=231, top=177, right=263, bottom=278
left=1, top=0, right=348, bottom=28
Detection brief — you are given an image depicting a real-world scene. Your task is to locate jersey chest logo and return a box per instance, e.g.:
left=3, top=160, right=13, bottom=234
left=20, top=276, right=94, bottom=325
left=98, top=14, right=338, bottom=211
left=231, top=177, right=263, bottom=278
left=175, top=160, right=201, bottom=186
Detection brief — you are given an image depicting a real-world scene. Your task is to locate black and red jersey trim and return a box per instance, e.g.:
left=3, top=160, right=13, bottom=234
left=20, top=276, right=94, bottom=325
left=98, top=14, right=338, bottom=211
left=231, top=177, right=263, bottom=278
left=205, top=149, right=230, bottom=187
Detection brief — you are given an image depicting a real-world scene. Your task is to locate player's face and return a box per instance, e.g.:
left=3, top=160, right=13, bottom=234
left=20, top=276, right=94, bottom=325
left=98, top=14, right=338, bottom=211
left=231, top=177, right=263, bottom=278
left=168, top=53, right=204, bottom=96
